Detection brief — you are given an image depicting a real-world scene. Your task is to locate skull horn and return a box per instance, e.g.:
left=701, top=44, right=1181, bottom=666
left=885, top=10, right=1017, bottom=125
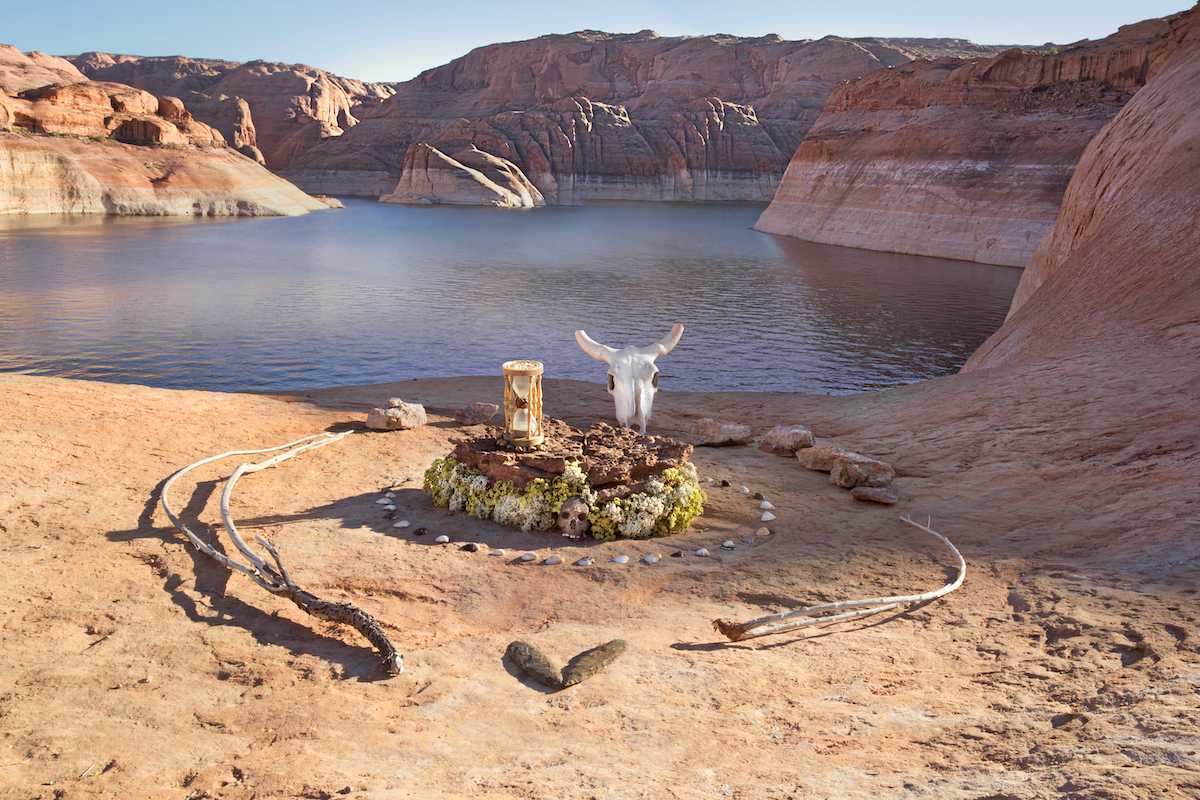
left=641, top=323, right=685, bottom=358
left=575, top=330, right=618, bottom=363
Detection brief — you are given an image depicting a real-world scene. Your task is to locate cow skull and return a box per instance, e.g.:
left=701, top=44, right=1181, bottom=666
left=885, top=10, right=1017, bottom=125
left=574, top=324, right=684, bottom=434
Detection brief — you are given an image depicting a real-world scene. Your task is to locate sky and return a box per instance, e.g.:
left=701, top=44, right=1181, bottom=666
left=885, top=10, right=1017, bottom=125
left=6, top=0, right=1189, bottom=82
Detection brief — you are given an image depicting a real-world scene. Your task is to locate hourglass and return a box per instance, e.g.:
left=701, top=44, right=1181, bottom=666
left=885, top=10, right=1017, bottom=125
left=501, top=359, right=545, bottom=448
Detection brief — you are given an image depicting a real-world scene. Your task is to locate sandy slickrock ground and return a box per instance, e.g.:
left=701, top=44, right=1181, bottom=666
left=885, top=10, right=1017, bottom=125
left=1, top=373, right=1196, bottom=800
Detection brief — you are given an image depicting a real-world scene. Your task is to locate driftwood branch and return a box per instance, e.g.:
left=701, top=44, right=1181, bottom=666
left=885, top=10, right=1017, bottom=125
left=160, top=432, right=403, bottom=675
left=713, top=515, right=966, bottom=642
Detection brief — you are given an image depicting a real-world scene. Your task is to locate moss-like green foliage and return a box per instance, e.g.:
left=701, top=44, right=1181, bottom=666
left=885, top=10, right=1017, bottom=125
left=422, top=458, right=705, bottom=540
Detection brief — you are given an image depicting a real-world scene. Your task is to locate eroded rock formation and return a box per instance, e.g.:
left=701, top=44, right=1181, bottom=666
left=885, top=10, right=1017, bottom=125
left=280, top=31, right=1013, bottom=201
left=754, top=12, right=1182, bottom=267
left=381, top=143, right=545, bottom=207
left=70, top=52, right=395, bottom=169
left=0, top=46, right=327, bottom=216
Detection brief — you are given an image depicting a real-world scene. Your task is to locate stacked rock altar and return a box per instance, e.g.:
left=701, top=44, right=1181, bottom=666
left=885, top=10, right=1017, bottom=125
left=423, top=420, right=706, bottom=540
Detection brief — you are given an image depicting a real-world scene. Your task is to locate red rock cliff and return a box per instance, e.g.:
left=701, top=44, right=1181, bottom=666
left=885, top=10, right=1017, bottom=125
left=279, top=31, right=1011, bottom=200
left=753, top=12, right=1182, bottom=267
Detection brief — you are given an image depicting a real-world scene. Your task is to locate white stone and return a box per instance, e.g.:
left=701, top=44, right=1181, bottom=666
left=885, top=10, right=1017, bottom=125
left=366, top=401, right=427, bottom=431
left=721, top=540, right=736, bottom=550
left=375, top=498, right=390, bottom=505
left=755, top=527, right=772, bottom=537
left=759, top=500, right=775, bottom=510
left=384, top=504, right=396, bottom=511
left=490, top=548, right=506, bottom=557
left=575, top=556, right=594, bottom=567
left=385, top=491, right=395, bottom=498
left=518, top=551, right=537, bottom=562
left=434, top=535, right=450, bottom=544
left=695, top=547, right=710, bottom=557
left=740, top=485, right=751, bottom=495
left=392, top=520, right=410, bottom=529
left=642, top=553, right=660, bottom=565
left=761, top=512, right=776, bottom=522
left=544, top=555, right=563, bottom=566
left=611, top=554, right=630, bottom=565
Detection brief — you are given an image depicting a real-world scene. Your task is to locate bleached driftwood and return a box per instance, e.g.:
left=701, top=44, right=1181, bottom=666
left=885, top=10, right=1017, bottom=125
left=713, top=515, right=966, bottom=642
left=160, top=432, right=403, bottom=675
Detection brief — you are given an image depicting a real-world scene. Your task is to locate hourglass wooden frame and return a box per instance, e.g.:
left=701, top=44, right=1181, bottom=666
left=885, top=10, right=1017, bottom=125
left=501, top=359, right=545, bottom=448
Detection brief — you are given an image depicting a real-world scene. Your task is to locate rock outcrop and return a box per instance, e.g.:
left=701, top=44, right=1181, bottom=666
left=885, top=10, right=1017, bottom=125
left=70, top=53, right=395, bottom=170
left=966, top=6, right=1200, bottom=368
left=280, top=31, right=1013, bottom=201
left=753, top=12, right=1181, bottom=267
left=380, top=144, right=545, bottom=207
left=0, top=47, right=327, bottom=216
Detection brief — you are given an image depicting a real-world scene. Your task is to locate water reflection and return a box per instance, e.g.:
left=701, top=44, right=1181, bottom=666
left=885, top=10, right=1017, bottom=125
left=0, top=201, right=1020, bottom=393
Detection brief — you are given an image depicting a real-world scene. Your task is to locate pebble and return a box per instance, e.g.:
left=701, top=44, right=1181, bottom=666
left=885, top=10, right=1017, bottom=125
left=384, top=504, right=396, bottom=511
left=720, top=479, right=731, bottom=487
left=434, top=534, right=450, bottom=544
left=490, top=548, right=506, bottom=557
left=641, top=553, right=660, bottom=565
left=375, top=498, right=390, bottom=505
left=518, top=551, right=537, bottom=562
left=740, top=485, right=751, bottom=495
left=759, top=500, right=775, bottom=510
left=761, top=511, right=776, bottom=522
left=755, top=527, right=772, bottom=537
left=611, top=554, right=630, bottom=565
left=413, top=527, right=428, bottom=537
left=543, top=555, right=563, bottom=566
left=460, top=542, right=481, bottom=552
left=721, top=540, right=736, bottom=550
left=575, top=556, right=594, bottom=567
left=392, top=520, right=410, bottom=528
left=385, top=491, right=395, bottom=498
left=670, top=551, right=684, bottom=558
left=753, top=491, right=765, bottom=501
left=694, top=547, right=710, bottom=557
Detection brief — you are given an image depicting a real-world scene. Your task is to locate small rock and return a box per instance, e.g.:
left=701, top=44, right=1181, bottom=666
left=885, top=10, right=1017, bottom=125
left=454, top=401, right=500, bottom=425
left=759, top=424, right=815, bottom=455
left=490, top=548, right=506, bottom=557
left=375, top=498, right=390, bottom=505
left=460, top=542, right=481, bottom=552
left=752, top=491, right=765, bottom=501
left=413, top=527, right=428, bottom=537
left=641, top=553, right=660, bottom=565
left=740, top=485, right=751, bottom=495
left=692, top=417, right=753, bottom=446
left=796, top=444, right=847, bottom=473
left=720, top=479, right=731, bottom=487
left=755, top=527, right=772, bottom=537
left=385, top=491, right=395, bottom=498
left=760, top=500, right=775, bottom=510
left=830, top=452, right=895, bottom=489
left=518, top=551, right=537, bottom=562
left=366, top=400, right=427, bottom=431
left=721, top=540, right=736, bottom=550
left=611, top=554, right=630, bottom=565
left=384, top=504, right=396, bottom=511
left=670, top=551, right=684, bottom=558
left=575, top=556, right=594, bottom=567
left=851, top=486, right=899, bottom=505
left=694, top=547, right=710, bottom=557
left=761, top=511, right=776, bottom=522
left=392, top=520, right=410, bottom=529
left=543, top=555, right=563, bottom=566
left=434, top=534, right=450, bottom=544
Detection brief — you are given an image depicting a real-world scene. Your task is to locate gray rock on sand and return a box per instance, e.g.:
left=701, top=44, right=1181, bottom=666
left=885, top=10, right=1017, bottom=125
left=694, top=547, right=710, bottom=557
left=611, top=554, right=630, bottom=565
left=518, top=551, right=537, bottom=562
left=543, top=555, right=563, bottom=566
left=641, top=553, right=660, bottom=565
left=721, top=540, right=736, bottom=550
left=366, top=400, right=427, bottom=431
left=851, top=486, right=899, bottom=505
left=454, top=401, right=499, bottom=425
left=796, top=444, right=847, bottom=473
left=692, top=418, right=753, bottom=446
left=575, top=556, right=594, bottom=567
left=830, top=452, right=895, bottom=489
left=759, top=424, right=815, bottom=455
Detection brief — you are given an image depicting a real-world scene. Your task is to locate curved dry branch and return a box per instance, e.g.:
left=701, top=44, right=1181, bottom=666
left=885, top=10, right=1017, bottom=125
left=713, top=515, right=966, bottom=642
left=160, top=432, right=403, bottom=676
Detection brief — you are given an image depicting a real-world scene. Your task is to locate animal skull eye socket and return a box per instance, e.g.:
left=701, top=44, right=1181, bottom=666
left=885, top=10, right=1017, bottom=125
left=607, top=373, right=615, bottom=391
left=651, top=372, right=659, bottom=388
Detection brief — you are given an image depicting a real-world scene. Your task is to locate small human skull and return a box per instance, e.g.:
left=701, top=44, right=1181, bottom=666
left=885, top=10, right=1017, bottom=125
left=558, top=496, right=590, bottom=539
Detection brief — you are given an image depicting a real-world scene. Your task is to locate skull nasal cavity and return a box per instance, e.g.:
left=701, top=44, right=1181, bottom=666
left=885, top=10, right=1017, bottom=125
left=607, top=373, right=615, bottom=391
left=651, top=372, right=659, bottom=388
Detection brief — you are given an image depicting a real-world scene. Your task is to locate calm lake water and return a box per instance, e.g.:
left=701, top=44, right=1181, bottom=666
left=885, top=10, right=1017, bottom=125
left=0, top=200, right=1020, bottom=394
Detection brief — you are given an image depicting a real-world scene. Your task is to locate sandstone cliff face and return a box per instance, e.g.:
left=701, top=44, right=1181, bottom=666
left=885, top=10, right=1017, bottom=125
left=0, top=45, right=85, bottom=93
left=1, top=47, right=326, bottom=216
left=71, top=53, right=395, bottom=170
left=381, top=143, right=544, bottom=208
left=753, top=13, right=1181, bottom=267
left=283, top=31, right=1011, bottom=201
left=967, top=7, right=1200, bottom=368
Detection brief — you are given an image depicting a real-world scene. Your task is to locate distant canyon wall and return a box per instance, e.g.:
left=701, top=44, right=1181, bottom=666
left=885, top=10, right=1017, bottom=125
left=753, top=12, right=1181, bottom=267
left=273, top=31, right=1012, bottom=203
left=0, top=47, right=327, bottom=216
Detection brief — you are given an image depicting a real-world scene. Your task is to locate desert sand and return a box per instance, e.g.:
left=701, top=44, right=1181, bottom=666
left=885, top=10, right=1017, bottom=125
left=0, top=370, right=1196, bottom=800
